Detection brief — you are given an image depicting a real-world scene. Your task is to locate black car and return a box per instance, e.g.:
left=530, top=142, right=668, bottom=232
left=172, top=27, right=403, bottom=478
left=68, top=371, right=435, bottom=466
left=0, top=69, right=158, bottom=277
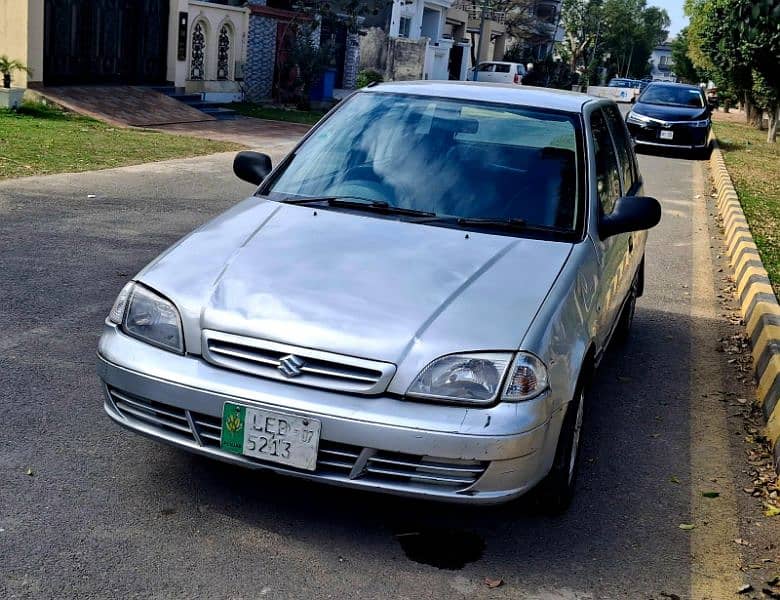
left=626, top=82, right=711, bottom=155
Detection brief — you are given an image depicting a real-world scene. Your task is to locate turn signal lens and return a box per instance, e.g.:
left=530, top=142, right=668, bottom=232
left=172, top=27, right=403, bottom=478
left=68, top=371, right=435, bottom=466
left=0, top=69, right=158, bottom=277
left=502, top=353, right=549, bottom=401
left=108, top=282, right=134, bottom=325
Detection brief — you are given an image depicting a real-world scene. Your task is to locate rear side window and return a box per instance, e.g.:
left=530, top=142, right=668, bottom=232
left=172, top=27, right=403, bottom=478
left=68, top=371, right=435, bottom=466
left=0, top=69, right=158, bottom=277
left=591, top=109, right=622, bottom=214
left=516, top=65, right=526, bottom=76
left=603, top=105, right=636, bottom=192
left=495, top=64, right=511, bottom=73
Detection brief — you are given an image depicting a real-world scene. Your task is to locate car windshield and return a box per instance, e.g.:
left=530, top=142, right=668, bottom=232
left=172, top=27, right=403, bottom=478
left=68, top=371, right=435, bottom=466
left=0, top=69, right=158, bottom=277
left=640, top=86, right=705, bottom=107
left=265, top=92, right=581, bottom=232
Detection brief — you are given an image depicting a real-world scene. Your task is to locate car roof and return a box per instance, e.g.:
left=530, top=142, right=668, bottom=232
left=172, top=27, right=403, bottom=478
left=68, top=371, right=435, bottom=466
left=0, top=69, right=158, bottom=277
left=645, top=81, right=702, bottom=91
left=366, top=81, right=595, bottom=113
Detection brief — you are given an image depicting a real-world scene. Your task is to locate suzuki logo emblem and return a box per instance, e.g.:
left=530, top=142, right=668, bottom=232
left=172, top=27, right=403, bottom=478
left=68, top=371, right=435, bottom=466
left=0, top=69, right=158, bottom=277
left=278, top=354, right=305, bottom=378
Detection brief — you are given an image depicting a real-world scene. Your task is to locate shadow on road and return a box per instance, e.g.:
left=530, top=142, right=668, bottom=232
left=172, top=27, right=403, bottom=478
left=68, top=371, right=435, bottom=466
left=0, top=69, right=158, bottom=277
left=120, top=303, right=698, bottom=592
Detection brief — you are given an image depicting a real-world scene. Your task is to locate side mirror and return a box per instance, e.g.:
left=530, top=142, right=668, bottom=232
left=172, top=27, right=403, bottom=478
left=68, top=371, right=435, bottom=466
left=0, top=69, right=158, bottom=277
left=600, top=196, right=661, bottom=239
left=233, top=151, right=272, bottom=186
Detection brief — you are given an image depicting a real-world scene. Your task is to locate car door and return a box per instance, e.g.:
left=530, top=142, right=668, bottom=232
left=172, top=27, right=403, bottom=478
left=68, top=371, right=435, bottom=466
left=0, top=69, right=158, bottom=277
left=475, top=63, right=495, bottom=82
left=604, top=103, right=644, bottom=298
left=589, top=107, right=630, bottom=350
left=492, top=63, right=512, bottom=83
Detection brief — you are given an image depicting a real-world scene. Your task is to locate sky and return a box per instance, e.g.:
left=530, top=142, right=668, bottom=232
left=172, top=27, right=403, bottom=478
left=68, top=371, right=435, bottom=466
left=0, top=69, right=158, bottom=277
left=650, top=0, right=687, bottom=38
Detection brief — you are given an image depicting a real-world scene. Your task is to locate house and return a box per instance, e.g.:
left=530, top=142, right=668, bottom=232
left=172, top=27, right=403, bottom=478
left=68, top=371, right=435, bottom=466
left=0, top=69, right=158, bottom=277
left=0, top=1, right=249, bottom=98
left=0, top=0, right=359, bottom=102
left=649, top=41, right=676, bottom=82
left=359, top=0, right=509, bottom=82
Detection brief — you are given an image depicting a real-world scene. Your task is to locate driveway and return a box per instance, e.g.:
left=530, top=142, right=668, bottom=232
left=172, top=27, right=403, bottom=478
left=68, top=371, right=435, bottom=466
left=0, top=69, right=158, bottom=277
left=0, top=143, right=775, bottom=598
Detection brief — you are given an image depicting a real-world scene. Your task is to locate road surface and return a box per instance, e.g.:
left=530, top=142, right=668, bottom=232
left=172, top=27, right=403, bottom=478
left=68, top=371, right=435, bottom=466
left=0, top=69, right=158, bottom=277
left=0, top=142, right=772, bottom=599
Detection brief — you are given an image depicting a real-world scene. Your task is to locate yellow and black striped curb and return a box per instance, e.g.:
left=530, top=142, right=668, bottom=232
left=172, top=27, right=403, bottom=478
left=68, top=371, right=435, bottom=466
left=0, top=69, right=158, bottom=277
left=711, top=143, right=780, bottom=473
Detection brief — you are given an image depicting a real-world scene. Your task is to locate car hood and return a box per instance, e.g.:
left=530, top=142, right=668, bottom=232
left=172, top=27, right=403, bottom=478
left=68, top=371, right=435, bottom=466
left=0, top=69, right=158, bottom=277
left=633, top=102, right=708, bottom=121
left=138, top=198, right=572, bottom=364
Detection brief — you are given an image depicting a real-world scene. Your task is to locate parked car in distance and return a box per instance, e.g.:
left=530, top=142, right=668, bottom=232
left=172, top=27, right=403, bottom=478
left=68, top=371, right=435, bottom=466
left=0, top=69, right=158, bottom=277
left=98, top=82, right=661, bottom=512
left=626, top=81, right=712, bottom=155
left=471, top=61, right=526, bottom=84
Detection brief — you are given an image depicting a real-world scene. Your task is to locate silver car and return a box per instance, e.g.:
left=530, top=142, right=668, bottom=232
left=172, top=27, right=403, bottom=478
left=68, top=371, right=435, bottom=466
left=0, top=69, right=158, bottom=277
left=98, top=82, right=660, bottom=510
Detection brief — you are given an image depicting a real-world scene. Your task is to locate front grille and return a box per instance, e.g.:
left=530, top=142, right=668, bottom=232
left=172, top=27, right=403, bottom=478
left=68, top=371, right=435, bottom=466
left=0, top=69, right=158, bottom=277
left=629, top=122, right=708, bottom=146
left=201, top=330, right=396, bottom=395
left=107, top=388, right=487, bottom=493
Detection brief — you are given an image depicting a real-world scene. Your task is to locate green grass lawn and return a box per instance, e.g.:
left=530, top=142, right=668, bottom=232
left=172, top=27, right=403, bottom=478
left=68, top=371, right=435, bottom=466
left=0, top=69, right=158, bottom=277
left=714, top=120, right=780, bottom=297
left=228, top=103, right=326, bottom=126
left=0, top=102, right=242, bottom=180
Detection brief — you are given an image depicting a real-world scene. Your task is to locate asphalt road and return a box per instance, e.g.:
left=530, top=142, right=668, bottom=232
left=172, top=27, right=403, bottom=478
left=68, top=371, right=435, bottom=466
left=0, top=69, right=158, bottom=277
left=0, top=141, right=770, bottom=599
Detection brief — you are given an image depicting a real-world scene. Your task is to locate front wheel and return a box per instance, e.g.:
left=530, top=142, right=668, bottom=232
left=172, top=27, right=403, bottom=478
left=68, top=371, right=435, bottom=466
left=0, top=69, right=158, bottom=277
left=533, top=386, right=585, bottom=514
left=613, top=262, right=642, bottom=343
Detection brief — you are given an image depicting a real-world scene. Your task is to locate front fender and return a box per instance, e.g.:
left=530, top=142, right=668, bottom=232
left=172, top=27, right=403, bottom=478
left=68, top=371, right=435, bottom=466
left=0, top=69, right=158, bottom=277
left=520, top=241, right=600, bottom=411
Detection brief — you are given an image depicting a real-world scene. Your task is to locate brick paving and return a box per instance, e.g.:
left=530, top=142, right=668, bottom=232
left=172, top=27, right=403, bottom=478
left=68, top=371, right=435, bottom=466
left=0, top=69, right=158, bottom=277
left=151, top=116, right=310, bottom=149
left=36, top=86, right=215, bottom=127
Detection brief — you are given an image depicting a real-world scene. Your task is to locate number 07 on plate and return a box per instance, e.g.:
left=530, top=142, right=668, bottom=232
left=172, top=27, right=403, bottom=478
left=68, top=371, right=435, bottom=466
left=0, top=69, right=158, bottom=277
left=220, top=402, right=322, bottom=471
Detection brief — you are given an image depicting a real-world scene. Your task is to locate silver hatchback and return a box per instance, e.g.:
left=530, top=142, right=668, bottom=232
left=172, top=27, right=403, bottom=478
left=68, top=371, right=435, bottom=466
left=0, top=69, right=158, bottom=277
left=98, top=82, right=661, bottom=510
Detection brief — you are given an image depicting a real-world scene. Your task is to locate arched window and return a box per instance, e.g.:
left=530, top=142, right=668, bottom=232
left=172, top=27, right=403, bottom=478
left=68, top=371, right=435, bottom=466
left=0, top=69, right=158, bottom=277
left=217, top=24, right=232, bottom=81
left=190, top=21, right=207, bottom=80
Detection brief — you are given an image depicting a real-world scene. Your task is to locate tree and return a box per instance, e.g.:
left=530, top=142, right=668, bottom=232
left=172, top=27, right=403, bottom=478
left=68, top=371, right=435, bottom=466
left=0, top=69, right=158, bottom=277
left=670, top=27, right=699, bottom=84
left=560, top=0, right=668, bottom=86
left=600, top=0, right=669, bottom=79
left=686, top=0, right=780, bottom=141
left=560, top=0, right=603, bottom=76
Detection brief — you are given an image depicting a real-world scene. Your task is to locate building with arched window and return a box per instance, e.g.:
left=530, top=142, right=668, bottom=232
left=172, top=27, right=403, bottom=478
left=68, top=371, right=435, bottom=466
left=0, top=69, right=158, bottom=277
left=0, top=0, right=250, bottom=101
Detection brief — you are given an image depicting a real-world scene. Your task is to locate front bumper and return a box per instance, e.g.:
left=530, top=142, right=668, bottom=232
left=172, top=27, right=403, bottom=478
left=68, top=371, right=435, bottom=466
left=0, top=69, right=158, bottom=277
left=97, top=324, right=562, bottom=504
left=627, top=121, right=710, bottom=149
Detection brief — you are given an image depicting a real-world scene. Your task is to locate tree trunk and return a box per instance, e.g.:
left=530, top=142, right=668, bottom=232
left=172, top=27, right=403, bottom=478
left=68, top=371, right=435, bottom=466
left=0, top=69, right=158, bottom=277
left=745, top=98, right=764, bottom=130
left=768, top=104, right=779, bottom=144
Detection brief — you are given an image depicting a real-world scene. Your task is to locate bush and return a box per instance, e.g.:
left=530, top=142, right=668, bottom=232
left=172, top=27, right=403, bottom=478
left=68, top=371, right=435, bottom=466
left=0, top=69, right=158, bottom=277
left=356, top=69, right=383, bottom=89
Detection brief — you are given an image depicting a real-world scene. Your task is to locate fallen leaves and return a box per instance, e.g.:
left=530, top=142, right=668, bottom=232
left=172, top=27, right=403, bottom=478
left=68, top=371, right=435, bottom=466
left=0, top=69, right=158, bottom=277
left=737, top=583, right=753, bottom=594
left=25, top=468, right=34, bottom=477
left=701, top=491, right=721, bottom=498
left=484, top=577, right=503, bottom=589
left=678, top=523, right=696, bottom=531
left=764, top=503, right=780, bottom=518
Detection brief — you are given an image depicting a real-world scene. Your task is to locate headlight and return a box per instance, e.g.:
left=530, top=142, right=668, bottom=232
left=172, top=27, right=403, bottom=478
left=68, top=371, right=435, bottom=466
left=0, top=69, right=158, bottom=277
left=406, top=351, right=548, bottom=405
left=689, top=119, right=710, bottom=128
left=108, top=282, right=184, bottom=354
left=626, top=111, right=650, bottom=125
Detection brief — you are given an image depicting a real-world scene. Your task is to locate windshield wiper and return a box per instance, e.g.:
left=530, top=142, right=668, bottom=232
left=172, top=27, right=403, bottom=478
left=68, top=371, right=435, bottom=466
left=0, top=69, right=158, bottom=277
left=279, top=196, right=436, bottom=217
left=415, top=215, right=572, bottom=235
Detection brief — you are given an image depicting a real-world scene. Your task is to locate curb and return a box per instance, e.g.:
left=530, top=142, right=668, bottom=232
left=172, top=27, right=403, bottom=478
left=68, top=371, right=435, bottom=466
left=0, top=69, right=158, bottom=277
left=710, top=143, right=780, bottom=473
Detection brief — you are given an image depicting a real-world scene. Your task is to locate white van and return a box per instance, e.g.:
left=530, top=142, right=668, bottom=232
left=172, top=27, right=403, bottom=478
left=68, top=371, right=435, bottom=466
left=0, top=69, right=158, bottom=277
left=471, top=61, right=527, bottom=84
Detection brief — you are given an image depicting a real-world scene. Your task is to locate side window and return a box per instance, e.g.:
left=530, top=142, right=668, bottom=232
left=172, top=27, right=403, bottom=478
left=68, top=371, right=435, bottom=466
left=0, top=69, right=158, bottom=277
left=591, top=109, right=622, bottom=215
left=478, top=63, right=494, bottom=72
left=603, top=104, right=636, bottom=193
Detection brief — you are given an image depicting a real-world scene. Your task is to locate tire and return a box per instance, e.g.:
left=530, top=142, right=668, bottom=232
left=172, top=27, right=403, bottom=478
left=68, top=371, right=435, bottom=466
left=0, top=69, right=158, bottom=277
left=613, top=265, right=640, bottom=343
left=534, top=384, right=586, bottom=515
